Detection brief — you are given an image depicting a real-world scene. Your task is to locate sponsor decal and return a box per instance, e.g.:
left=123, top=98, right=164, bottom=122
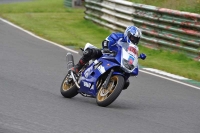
left=84, top=65, right=93, bottom=78
left=90, top=85, right=94, bottom=90
left=128, top=56, right=134, bottom=65
left=94, top=60, right=102, bottom=69
left=128, top=46, right=138, bottom=56
left=103, top=40, right=109, bottom=48
left=98, top=65, right=105, bottom=74
left=83, top=81, right=91, bottom=88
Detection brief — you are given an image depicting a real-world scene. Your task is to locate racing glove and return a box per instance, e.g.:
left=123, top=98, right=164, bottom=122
left=102, top=40, right=110, bottom=53
left=139, top=53, right=146, bottom=60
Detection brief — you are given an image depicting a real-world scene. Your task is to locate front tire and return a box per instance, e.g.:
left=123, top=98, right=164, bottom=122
left=60, top=74, right=78, bottom=98
left=96, top=75, right=124, bottom=107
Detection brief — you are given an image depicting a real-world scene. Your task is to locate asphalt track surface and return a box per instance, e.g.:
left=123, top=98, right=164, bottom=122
left=1, top=1, right=200, bottom=133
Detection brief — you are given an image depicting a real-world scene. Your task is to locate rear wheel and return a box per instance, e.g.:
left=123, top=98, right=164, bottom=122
left=60, top=74, right=78, bottom=98
left=61, top=52, right=78, bottom=98
left=96, top=75, right=124, bottom=107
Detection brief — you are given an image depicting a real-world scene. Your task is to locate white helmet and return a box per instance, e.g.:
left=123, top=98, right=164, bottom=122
left=124, top=26, right=142, bottom=45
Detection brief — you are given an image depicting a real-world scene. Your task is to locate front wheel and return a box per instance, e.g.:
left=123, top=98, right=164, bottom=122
left=96, top=75, right=124, bottom=107
left=60, top=74, right=78, bottom=98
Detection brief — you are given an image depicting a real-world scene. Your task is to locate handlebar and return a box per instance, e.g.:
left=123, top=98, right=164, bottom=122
left=101, top=49, right=114, bottom=53
left=101, top=49, right=116, bottom=56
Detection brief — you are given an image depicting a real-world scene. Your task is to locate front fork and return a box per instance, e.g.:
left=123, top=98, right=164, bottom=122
left=102, top=69, right=114, bottom=89
left=65, top=70, right=80, bottom=89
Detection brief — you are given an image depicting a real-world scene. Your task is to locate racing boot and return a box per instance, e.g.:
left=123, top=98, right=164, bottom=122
left=66, top=59, right=85, bottom=85
left=69, top=59, right=86, bottom=74
left=68, top=48, right=102, bottom=74
left=123, top=79, right=130, bottom=90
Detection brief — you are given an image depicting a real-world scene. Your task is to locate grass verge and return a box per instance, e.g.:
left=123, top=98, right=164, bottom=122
left=129, top=0, right=200, bottom=14
left=0, top=0, right=199, bottom=81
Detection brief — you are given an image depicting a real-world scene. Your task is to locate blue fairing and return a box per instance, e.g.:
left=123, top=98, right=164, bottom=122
left=78, top=44, right=139, bottom=97
left=79, top=53, right=121, bottom=96
left=132, top=66, right=138, bottom=76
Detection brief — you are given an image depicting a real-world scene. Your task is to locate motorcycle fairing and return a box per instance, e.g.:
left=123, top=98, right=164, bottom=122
left=78, top=58, right=121, bottom=97
left=78, top=43, right=139, bottom=97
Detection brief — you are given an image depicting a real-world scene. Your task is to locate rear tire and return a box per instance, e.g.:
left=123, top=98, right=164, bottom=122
left=60, top=74, right=78, bottom=98
left=60, top=52, right=78, bottom=98
left=96, top=75, right=124, bottom=107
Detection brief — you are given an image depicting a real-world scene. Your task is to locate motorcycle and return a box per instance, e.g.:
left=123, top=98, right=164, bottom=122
left=60, top=43, right=146, bottom=107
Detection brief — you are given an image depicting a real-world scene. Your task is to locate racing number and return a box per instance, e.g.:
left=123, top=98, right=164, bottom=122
left=128, top=46, right=138, bottom=56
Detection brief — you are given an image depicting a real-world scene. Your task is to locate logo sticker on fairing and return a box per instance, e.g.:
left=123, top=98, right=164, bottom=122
left=94, top=61, right=102, bottom=69
left=83, top=81, right=91, bottom=88
left=84, top=65, right=93, bottom=78
left=90, top=85, right=94, bottom=90
left=97, top=65, right=105, bottom=74
left=128, top=56, right=134, bottom=65
left=128, top=45, right=138, bottom=56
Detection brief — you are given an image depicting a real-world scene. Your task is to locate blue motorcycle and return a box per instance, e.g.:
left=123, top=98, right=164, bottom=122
left=60, top=43, right=146, bottom=107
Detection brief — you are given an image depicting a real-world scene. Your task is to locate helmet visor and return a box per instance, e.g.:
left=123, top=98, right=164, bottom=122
left=128, top=32, right=140, bottom=45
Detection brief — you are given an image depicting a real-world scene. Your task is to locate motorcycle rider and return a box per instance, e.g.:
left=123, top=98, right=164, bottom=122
left=69, top=25, right=146, bottom=89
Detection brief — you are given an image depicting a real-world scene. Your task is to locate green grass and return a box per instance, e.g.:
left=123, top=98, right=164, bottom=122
left=0, top=0, right=110, bottom=47
left=139, top=46, right=200, bottom=80
left=129, top=0, right=200, bottom=13
left=0, top=0, right=199, bottom=81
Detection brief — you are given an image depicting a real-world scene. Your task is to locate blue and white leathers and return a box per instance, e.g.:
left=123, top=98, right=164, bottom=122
left=105, top=32, right=139, bottom=75
left=78, top=43, right=140, bottom=97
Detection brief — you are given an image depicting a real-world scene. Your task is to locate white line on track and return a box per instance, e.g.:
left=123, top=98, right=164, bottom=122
left=1, top=17, right=200, bottom=90
left=140, top=70, right=200, bottom=90
left=143, top=68, right=189, bottom=80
